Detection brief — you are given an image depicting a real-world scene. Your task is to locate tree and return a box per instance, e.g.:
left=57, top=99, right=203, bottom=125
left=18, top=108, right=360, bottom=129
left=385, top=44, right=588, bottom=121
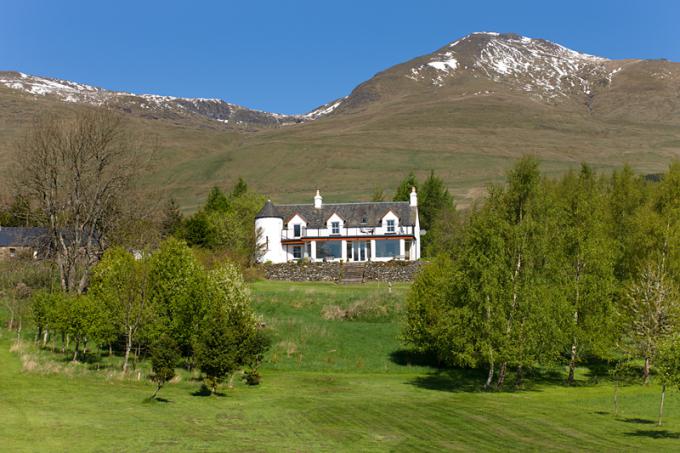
left=419, top=170, right=453, bottom=232
left=655, top=335, right=680, bottom=426
left=624, top=261, right=679, bottom=383
left=371, top=187, right=386, bottom=202
left=554, top=166, right=617, bottom=384
left=161, top=198, right=183, bottom=238
left=60, top=294, right=108, bottom=361
left=16, top=109, right=149, bottom=293
left=149, top=334, right=180, bottom=399
left=148, top=238, right=207, bottom=358
left=205, top=186, right=230, bottom=213
left=194, top=263, right=262, bottom=393
left=231, top=177, right=248, bottom=198
left=194, top=307, right=239, bottom=394
left=393, top=172, right=419, bottom=201
left=90, top=247, right=153, bottom=373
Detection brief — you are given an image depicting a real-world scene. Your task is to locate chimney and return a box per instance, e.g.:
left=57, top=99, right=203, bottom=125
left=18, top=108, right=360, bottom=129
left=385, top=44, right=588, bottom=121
left=314, top=189, right=323, bottom=209
left=409, top=186, right=418, bottom=207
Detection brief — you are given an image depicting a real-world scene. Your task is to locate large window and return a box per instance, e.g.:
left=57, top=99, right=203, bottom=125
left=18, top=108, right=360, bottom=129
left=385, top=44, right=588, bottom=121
left=292, top=246, right=302, bottom=259
left=375, top=239, right=400, bottom=258
left=316, top=240, right=342, bottom=260
left=386, top=219, right=395, bottom=233
left=331, top=221, right=340, bottom=235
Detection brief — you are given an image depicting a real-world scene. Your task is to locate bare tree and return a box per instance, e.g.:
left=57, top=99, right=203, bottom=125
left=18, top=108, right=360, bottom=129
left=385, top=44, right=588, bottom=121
left=15, top=109, right=150, bottom=293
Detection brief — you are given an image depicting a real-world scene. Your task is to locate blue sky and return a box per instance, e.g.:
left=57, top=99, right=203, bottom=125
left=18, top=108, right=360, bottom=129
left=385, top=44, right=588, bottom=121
left=1, top=0, right=678, bottom=114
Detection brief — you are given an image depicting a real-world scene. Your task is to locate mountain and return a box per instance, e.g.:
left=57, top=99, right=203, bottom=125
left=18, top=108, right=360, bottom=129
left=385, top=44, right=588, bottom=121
left=0, top=71, right=322, bottom=128
left=1, top=32, right=679, bottom=210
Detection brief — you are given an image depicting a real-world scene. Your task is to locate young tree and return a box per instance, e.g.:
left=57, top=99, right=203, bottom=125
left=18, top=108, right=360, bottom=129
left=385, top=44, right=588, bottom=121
left=554, top=166, right=617, bottom=384
left=60, top=294, right=108, bottom=362
left=655, top=335, right=680, bottom=426
left=90, top=247, right=153, bottom=373
left=624, top=261, right=679, bottom=383
left=161, top=198, right=183, bottom=238
left=231, top=177, right=248, bottom=198
left=393, top=172, right=419, bottom=201
left=149, top=238, right=207, bottom=358
left=194, top=307, right=239, bottom=394
left=149, top=334, right=180, bottom=399
left=205, top=186, right=230, bottom=213
left=419, top=170, right=454, bottom=232
left=371, top=187, right=386, bottom=202
left=16, top=109, right=149, bottom=293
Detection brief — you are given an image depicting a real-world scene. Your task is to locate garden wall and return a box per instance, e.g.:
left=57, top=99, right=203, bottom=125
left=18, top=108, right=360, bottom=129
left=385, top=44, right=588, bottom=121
left=263, top=261, right=423, bottom=282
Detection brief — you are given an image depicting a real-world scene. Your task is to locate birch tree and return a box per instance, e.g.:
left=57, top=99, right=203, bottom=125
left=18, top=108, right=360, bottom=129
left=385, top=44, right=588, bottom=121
left=16, top=109, right=148, bottom=293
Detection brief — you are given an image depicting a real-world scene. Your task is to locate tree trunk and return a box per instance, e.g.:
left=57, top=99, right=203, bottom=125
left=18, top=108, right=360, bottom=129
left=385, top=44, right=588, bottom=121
left=109, top=343, right=113, bottom=357
left=72, top=338, right=80, bottom=362
left=496, top=362, right=507, bottom=389
left=42, top=328, right=49, bottom=348
left=658, top=383, right=666, bottom=426
left=614, top=380, right=620, bottom=416
left=485, top=361, right=495, bottom=390
left=123, top=333, right=132, bottom=373
left=567, top=342, right=577, bottom=384
left=152, top=382, right=162, bottom=400
left=515, top=365, right=524, bottom=387
left=643, top=356, right=651, bottom=385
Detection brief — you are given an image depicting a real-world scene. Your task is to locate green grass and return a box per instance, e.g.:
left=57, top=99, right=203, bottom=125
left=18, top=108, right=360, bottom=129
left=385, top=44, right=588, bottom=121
left=2, top=281, right=680, bottom=451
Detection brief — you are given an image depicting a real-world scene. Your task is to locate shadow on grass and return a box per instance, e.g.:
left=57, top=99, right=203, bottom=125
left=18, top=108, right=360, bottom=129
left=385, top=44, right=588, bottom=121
left=143, top=396, right=171, bottom=404
left=407, top=363, right=571, bottom=393
left=191, top=384, right=226, bottom=397
left=622, top=418, right=656, bottom=425
left=625, top=429, right=680, bottom=439
left=389, top=349, right=443, bottom=369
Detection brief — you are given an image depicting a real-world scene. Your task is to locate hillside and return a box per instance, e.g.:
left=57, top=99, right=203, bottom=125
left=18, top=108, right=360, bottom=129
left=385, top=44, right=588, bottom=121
left=2, top=32, right=680, bottom=210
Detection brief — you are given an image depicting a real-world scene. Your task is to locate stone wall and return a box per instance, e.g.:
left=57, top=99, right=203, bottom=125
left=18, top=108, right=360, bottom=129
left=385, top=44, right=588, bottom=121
left=263, top=261, right=423, bottom=282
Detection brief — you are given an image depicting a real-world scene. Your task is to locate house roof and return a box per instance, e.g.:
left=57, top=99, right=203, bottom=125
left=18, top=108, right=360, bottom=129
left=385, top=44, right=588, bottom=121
left=256, top=201, right=417, bottom=228
left=0, top=227, right=49, bottom=247
left=255, top=200, right=283, bottom=219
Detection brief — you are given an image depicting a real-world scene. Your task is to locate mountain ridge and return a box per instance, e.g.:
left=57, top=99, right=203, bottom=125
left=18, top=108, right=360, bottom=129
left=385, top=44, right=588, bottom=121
left=1, top=31, right=679, bottom=209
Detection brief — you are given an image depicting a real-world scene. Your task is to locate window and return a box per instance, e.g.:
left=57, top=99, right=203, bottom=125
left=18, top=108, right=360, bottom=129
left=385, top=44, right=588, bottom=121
left=386, top=219, right=395, bottom=233
left=375, top=240, right=400, bottom=258
left=293, top=224, right=302, bottom=237
left=316, top=241, right=342, bottom=260
left=292, top=246, right=302, bottom=259
left=331, top=221, right=340, bottom=235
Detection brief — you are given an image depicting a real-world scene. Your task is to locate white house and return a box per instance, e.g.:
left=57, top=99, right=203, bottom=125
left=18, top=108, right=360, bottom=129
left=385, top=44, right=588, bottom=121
left=255, top=188, right=421, bottom=263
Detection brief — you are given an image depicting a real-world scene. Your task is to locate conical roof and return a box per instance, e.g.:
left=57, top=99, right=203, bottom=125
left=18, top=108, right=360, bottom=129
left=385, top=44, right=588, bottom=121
left=255, top=199, right=282, bottom=219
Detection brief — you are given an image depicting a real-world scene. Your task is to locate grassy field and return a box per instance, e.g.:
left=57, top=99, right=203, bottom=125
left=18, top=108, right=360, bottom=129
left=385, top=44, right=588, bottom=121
left=2, top=281, right=680, bottom=451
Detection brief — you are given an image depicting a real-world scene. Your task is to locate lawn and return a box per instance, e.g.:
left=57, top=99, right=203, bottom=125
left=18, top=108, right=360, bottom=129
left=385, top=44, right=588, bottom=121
left=1, top=281, right=680, bottom=452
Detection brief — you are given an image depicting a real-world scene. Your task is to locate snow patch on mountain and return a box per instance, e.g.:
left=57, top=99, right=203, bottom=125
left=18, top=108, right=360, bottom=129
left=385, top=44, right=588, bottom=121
left=0, top=71, right=332, bottom=126
left=407, top=32, right=613, bottom=98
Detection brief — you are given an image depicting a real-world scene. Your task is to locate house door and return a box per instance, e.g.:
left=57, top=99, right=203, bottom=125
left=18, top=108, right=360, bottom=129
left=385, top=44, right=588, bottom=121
left=352, top=241, right=368, bottom=262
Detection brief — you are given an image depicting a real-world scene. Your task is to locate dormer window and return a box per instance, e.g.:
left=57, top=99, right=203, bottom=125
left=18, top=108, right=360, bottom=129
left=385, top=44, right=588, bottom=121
left=293, top=224, right=302, bottom=238
left=331, top=221, right=340, bottom=235
left=386, top=219, right=395, bottom=234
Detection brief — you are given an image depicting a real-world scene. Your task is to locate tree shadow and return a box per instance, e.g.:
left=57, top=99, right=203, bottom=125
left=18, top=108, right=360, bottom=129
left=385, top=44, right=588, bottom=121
left=621, top=418, right=655, bottom=425
left=143, top=396, right=171, bottom=404
left=191, top=384, right=226, bottom=397
left=625, top=429, right=680, bottom=439
left=389, top=349, right=443, bottom=369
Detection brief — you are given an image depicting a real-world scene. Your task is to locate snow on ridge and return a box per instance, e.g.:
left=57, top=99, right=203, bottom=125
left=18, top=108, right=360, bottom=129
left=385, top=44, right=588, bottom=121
left=406, top=32, right=611, bottom=96
left=304, top=97, right=346, bottom=119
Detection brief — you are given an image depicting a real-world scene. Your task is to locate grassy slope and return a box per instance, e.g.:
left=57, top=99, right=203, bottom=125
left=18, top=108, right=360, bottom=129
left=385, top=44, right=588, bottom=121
left=1, top=281, right=680, bottom=451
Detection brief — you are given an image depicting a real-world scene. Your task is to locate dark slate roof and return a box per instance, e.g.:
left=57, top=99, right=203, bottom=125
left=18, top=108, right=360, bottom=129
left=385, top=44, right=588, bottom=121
left=0, top=227, right=49, bottom=247
left=256, top=201, right=417, bottom=228
left=255, top=200, right=283, bottom=219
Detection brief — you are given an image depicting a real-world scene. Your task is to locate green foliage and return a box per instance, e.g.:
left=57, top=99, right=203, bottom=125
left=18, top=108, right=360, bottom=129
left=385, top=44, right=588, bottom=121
left=179, top=178, right=265, bottom=265
left=419, top=170, right=453, bottom=231
left=149, top=334, right=180, bottom=398
left=393, top=172, right=418, bottom=201
left=161, top=197, right=183, bottom=238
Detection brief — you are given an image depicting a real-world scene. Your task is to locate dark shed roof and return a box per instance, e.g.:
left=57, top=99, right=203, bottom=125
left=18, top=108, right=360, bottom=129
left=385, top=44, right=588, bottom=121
left=0, top=227, right=49, bottom=247
left=256, top=201, right=417, bottom=228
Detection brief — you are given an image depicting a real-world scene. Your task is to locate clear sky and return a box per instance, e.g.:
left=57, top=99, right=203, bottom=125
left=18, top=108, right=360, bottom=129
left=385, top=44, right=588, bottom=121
left=1, top=0, right=678, bottom=114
